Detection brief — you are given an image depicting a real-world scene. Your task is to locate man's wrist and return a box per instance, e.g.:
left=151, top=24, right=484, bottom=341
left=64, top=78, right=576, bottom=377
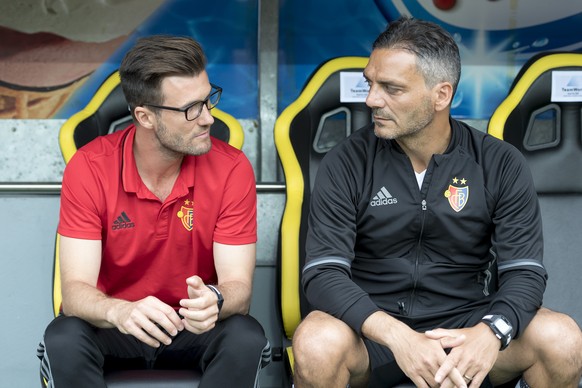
left=362, top=311, right=410, bottom=348
left=206, top=285, right=224, bottom=313
left=481, top=314, right=513, bottom=350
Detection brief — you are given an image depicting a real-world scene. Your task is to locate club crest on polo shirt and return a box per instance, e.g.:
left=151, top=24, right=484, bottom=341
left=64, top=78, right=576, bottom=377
left=444, top=177, right=469, bottom=212
left=176, top=199, right=194, bottom=231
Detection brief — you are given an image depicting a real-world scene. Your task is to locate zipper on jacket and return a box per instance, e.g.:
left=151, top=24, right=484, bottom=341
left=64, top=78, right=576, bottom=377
left=397, top=301, right=407, bottom=315
left=409, top=199, right=427, bottom=314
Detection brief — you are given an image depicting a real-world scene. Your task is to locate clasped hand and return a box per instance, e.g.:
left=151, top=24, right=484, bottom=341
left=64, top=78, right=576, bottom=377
left=393, top=324, right=499, bottom=388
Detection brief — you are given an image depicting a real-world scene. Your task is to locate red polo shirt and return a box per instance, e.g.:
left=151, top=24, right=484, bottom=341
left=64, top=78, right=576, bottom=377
left=58, top=125, right=257, bottom=309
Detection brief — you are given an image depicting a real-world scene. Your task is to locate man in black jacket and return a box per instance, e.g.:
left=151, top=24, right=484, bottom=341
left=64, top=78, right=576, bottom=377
left=292, top=17, right=582, bottom=388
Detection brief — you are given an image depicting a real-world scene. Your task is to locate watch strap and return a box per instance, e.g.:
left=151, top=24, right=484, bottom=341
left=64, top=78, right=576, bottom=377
left=206, top=284, right=224, bottom=313
left=482, top=314, right=512, bottom=350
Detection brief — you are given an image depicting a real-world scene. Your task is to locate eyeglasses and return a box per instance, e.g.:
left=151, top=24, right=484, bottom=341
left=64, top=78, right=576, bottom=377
left=142, top=84, right=222, bottom=121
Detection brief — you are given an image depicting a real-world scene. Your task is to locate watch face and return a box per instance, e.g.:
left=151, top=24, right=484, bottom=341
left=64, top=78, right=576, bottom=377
left=495, top=318, right=512, bottom=335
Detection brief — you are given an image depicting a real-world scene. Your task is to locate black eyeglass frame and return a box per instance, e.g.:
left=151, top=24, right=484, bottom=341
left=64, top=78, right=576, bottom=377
left=142, top=83, right=222, bottom=121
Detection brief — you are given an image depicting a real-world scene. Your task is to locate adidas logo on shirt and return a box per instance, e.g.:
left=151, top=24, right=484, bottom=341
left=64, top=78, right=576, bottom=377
left=112, top=211, right=135, bottom=230
left=370, top=186, right=398, bottom=206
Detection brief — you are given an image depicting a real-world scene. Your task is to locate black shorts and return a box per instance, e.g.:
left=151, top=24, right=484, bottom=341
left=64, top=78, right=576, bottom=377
left=363, top=306, right=493, bottom=387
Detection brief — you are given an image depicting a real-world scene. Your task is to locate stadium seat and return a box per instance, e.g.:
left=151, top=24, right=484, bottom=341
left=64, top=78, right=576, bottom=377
left=275, top=56, right=379, bottom=386
left=488, top=51, right=582, bottom=387
left=488, top=51, right=582, bottom=328
left=41, top=70, right=246, bottom=388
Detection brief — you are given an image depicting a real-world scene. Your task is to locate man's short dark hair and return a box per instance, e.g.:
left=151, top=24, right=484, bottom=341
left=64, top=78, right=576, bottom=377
left=120, top=35, right=207, bottom=113
left=373, top=17, right=461, bottom=94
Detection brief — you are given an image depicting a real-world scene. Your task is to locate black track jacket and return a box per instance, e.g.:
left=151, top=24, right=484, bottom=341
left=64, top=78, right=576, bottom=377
left=303, top=119, right=547, bottom=338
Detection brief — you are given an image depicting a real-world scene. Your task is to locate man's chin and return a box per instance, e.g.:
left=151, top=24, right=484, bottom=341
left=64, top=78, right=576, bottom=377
left=187, top=140, right=212, bottom=156
left=373, top=123, right=398, bottom=140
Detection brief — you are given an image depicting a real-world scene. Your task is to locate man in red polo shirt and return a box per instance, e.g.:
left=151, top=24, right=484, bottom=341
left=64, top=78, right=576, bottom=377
left=39, top=35, right=270, bottom=387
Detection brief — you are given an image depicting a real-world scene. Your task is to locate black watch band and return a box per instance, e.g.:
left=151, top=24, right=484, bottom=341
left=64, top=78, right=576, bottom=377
left=481, top=314, right=513, bottom=350
left=206, top=285, right=224, bottom=313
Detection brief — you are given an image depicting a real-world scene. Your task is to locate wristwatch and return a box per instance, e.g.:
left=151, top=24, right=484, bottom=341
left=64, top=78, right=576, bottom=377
left=481, top=314, right=513, bottom=350
left=206, top=285, right=224, bottom=313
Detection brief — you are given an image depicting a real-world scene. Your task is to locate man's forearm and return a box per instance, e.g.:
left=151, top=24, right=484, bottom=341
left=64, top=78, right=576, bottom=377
left=361, top=310, right=413, bottom=348
left=61, top=280, right=125, bottom=328
left=488, top=268, right=546, bottom=337
left=216, top=280, right=252, bottom=318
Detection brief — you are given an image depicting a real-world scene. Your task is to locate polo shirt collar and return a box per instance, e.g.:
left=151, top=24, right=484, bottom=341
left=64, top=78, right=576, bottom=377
left=121, top=125, right=196, bottom=201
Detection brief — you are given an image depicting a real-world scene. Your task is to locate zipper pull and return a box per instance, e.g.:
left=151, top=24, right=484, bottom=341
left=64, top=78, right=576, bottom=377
left=397, top=301, right=408, bottom=315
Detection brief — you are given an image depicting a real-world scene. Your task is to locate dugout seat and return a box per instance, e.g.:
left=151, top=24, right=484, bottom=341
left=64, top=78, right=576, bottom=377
left=275, top=56, right=379, bottom=386
left=40, top=70, right=247, bottom=388
left=488, top=52, right=582, bottom=335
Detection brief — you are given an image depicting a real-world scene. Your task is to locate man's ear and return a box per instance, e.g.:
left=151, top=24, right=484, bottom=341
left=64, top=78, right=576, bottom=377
left=434, top=82, right=454, bottom=112
left=133, top=106, right=156, bottom=129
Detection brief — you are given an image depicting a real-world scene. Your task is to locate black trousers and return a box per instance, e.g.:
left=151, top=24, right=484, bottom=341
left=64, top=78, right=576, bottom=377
left=39, top=314, right=270, bottom=387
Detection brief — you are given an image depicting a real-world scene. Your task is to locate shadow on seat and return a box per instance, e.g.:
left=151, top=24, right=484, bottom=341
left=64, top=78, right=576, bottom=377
left=42, top=70, right=246, bottom=388
left=488, top=51, right=582, bottom=387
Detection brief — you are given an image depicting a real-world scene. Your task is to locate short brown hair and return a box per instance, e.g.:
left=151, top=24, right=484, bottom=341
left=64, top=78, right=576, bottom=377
left=119, top=35, right=207, bottom=113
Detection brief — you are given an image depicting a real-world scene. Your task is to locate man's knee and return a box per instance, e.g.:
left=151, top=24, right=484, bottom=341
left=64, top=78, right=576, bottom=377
left=42, top=316, right=104, bottom=378
left=44, top=316, right=97, bottom=357
left=524, top=309, right=582, bottom=377
left=530, top=310, right=580, bottom=352
left=292, top=311, right=357, bottom=365
left=218, top=314, right=268, bottom=355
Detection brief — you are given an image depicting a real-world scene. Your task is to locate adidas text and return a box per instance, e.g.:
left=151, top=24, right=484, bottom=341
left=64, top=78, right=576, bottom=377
left=370, top=197, right=398, bottom=206
left=112, top=222, right=135, bottom=230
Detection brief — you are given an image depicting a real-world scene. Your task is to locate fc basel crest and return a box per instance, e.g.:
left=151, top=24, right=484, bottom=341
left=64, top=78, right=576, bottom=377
left=176, top=199, right=194, bottom=231
left=444, top=177, right=469, bottom=212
